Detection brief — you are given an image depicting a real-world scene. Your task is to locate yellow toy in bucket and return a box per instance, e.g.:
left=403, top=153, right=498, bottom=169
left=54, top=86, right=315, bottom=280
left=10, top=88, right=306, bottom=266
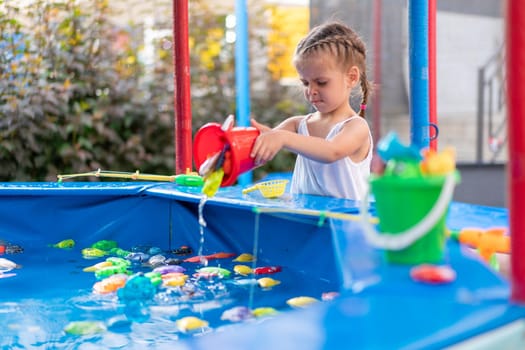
left=242, top=180, right=289, bottom=198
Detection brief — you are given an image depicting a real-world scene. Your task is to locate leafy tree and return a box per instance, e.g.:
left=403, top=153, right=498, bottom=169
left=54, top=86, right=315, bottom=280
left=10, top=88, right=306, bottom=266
left=0, top=0, right=306, bottom=182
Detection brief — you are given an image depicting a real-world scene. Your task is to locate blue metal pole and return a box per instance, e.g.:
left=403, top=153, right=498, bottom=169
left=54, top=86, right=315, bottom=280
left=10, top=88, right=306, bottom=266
left=408, top=0, right=430, bottom=150
left=235, top=0, right=252, bottom=185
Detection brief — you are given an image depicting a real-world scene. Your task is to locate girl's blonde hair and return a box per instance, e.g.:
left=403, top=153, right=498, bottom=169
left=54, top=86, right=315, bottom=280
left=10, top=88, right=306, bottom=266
left=293, top=22, right=371, bottom=118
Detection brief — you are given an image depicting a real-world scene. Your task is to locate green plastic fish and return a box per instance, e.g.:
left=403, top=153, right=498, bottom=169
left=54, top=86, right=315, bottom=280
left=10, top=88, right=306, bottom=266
left=196, top=266, right=231, bottom=278
left=52, top=239, right=75, bottom=249
left=64, top=321, right=106, bottom=335
left=91, top=240, right=117, bottom=251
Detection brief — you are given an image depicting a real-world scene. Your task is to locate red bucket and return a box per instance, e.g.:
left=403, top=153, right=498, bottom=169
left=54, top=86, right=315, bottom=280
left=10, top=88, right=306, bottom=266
left=193, top=122, right=260, bottom=186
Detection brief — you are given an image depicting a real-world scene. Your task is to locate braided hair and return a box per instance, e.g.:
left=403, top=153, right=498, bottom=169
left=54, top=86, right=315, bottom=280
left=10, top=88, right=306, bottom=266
left=293, top=22, right=371, bottom=118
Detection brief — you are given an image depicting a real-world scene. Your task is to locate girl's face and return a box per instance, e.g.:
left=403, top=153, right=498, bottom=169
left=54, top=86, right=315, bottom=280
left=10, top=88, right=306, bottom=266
left=295, top=52, right=355, bottom=114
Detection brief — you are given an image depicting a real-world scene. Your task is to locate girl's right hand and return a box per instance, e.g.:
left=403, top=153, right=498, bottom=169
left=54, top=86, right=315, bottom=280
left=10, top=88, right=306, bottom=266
left=250, top=119, right=283, bottom=165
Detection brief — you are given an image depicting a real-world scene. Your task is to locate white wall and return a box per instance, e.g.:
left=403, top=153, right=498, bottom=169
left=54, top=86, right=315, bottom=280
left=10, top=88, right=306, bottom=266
left=436, top=11, right=503, bottom=116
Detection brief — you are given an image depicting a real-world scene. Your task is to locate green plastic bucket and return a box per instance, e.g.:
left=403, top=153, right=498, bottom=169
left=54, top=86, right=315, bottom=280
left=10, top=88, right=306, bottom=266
left=370, top=173, right=458, bottom=265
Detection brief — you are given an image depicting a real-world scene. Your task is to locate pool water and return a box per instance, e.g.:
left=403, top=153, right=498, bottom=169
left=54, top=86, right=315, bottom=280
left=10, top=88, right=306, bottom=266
left=0, top=207, right=338, bottom=349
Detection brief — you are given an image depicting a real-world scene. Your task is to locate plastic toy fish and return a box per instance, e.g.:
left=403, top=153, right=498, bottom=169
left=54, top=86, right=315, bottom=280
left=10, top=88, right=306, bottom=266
left=252, top=307, right=279, bottom=318
left=410, top=264, right=456, bottom=284
left=126, top=252, right=150, bottom=262
left=6, top=244, right=23, bottom=254
left=81, top=247, right=107, bottom=258
left=233, top=253, right=255, bottom=262
left=148, top=246, right=163, bottom=255
left=91, top=240, right=118, bottom=251
left=95, top=264, right=130, bottom=280
left=172, top=245, right=193, bottom=255
left=257, top=277, right=281, bottom=288
left=220, top=306, right=254, bottom=322
left=93, top=274, right=128, bottom=294
left=233, top=265, right=253, bottom=276
left=117, top=274, right=157, bottom=302
left=175, top=316, right=209, bottom=332
left=183, top=255, right=206, bottom=263
left=153, top=265, right=185, bottom=275
left=0, top=257, right=19, bottom=273
left=165, top=258, right=183, bottom=265
left=253, top=266, right=282, bottom=275
left=162, top=273, right=188, bottom=287
left=106, top=257, right=131, bottom=267
left=64, top=321, right=106, bottom=335
left=202, top=168, right=224, bottom=197
left=286, top=296, right=319, bottom=308
left=83, top=261, right=113, bottom=272
left=207, top=252, right=236, bottom=259
left=0, top=242, right=23, bottom=255
left=109, top=247, right=131, bottom=258
left=184, top=252, right=235, bottom=263
left=321, top=292, right=340, bottom=301
left=52, top=239, right=75, bottom=249
left=195, top=267, right=231, bottom=278
left=147, top=254, right=166, bottom=267
left=420, top=147, right=456, bottom=176
left=450, top=227, right=510, bottom=263
left=144, top=272, right=163, bottom=286
left=233, top=278, right=258, bottom=286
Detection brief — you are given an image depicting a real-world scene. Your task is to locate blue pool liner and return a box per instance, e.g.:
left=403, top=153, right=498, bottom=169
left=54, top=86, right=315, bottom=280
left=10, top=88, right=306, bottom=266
left=0, top=181, right=522, bottom=349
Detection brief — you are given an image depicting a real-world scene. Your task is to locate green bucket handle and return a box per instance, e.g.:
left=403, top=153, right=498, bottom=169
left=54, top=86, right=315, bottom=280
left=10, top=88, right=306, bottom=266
left=359, top=173, right=456, bottom=251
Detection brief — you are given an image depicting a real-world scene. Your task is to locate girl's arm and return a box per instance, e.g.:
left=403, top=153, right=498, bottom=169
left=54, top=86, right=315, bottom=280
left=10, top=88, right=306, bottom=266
left=251, top=117, right=370, bottom=165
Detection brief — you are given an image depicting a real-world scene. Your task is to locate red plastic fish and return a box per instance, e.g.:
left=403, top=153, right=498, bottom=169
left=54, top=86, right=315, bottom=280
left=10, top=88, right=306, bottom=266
left=184, top=252, right=235, bottom=263
left=207, top=252, right=236, bottom=259
left=184, top=256, right=206, bottom=263
left=410, top=264, right=456, bottom=285
left=253, top=266, right=282, bottom=275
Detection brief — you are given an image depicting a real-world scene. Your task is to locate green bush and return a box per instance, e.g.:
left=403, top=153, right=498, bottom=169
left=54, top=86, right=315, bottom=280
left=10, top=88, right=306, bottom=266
left=0, top=0, right=305, bottom=182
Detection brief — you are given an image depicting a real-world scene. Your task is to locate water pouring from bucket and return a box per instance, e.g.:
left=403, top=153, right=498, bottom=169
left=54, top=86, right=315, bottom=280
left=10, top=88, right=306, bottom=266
left=193, top=115, right=261, bottom=196
left=359, top=132, right=460, bottom=265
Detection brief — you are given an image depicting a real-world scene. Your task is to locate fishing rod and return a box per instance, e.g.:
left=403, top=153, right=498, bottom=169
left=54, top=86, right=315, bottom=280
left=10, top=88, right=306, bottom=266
left=57, top=169, right=204, bottom=186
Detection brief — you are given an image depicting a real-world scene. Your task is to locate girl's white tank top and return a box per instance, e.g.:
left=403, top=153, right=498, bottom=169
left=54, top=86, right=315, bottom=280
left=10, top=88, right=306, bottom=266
left=290, top=115, right=373, bottom=200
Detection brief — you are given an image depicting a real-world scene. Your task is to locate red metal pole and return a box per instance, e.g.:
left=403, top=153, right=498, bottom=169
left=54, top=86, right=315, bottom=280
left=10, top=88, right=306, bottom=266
left=172, top=0, right=193, bottom=174
left=372, top=0, right=382, bottom=145
left=507, top=0, right=525, bottom=303
left=428, top=0, right=437, bottom=151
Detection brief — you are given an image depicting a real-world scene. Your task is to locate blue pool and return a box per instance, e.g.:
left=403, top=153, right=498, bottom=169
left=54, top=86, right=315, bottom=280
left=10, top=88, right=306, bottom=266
left=0, top=181, right=524, bottom=349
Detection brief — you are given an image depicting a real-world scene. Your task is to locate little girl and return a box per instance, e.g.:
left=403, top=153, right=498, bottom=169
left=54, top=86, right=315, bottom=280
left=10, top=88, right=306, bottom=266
left=250, top=21, right=373, bottom=200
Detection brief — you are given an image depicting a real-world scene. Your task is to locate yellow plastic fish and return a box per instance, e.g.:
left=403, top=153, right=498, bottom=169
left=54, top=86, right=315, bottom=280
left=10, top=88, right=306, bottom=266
left=202, top=168, right=224, bottom=197
left=175, top=316, right=209, bottom=332
left=52, top=239, right=75, bottom=249
left=252, top=307, right=279, bottom=318
left=81, top=247, right=107, bottom=258
left=233, top=265, right=253, bottom=276
left=257, top=277, right=281, bottom=288
left=286, top=296, right=319, bottom=308
left=420, top=147, right=456, bottom=176
left=83, top=261, right=113, bottom=272
left=233, top=253, right=255, bottom=262
left=162, top=274, right=188, bottom=287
